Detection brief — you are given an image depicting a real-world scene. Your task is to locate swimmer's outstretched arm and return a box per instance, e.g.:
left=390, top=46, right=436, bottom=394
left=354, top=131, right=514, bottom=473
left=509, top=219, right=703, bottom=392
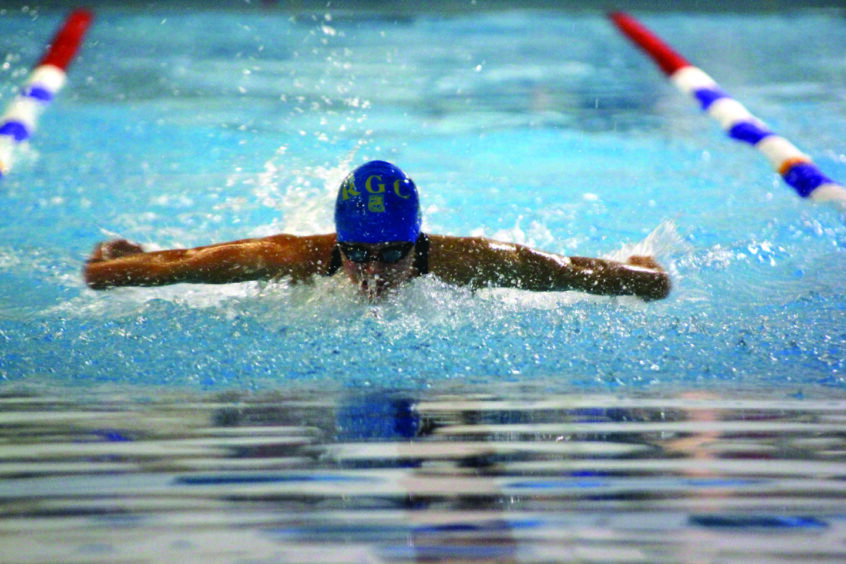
left=84, top=234, right=337, bottom=290
left=428, top=235, right=671, bottom=301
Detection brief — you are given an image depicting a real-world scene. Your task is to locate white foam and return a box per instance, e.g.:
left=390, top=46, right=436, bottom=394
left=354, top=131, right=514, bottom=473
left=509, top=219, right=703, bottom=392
left=604, top=220, right=687, bottom=263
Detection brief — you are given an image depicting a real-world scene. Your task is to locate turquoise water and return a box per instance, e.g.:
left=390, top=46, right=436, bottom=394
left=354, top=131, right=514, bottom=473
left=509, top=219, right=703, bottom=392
left=2, top=387, right=846, bottom=563
left=1, top=6, right=844, bottom=390
left=1, top=4, right=845, bottom=562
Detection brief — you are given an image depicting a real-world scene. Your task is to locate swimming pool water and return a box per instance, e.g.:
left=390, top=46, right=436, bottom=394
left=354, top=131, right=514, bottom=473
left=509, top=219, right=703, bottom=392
left=3, top=386, right=846, bottom=563
left=1, top=5, right=844, bottom=391
left=0, top=4, right=845, bottom=562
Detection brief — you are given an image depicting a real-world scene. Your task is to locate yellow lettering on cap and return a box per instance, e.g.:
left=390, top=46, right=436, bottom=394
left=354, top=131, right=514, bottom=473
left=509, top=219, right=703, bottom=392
left=368, top=194, right=385, bottom=212
left=341, top=176, right=360, bottom=201
left=393, top=179, right=411, bottom=199
left=365, top=175, right=386, bottom=194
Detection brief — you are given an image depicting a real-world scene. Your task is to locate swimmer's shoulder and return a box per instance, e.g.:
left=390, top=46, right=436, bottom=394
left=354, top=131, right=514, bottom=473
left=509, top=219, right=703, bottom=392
left=256, top=233, right=338, bottom=279
left=260, top=232, right=336, bottom=247
left=426, top=234, right=497, bottom=285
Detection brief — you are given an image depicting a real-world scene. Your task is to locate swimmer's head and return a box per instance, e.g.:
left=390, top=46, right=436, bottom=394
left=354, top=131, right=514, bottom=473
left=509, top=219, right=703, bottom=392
left=334, top=160, right=421, bottom=244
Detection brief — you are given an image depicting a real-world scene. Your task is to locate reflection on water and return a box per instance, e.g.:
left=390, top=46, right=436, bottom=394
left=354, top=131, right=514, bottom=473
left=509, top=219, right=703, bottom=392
left=1, top=384, right=845, bottom=563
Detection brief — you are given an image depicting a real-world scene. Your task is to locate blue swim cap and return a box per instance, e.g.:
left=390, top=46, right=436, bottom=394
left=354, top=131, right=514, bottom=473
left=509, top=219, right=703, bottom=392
left=334, top=161, right=421, bottom=244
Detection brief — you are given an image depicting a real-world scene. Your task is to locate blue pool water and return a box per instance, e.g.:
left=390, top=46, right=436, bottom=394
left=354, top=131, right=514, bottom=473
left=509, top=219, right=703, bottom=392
left=1, top=3, right=845, bottom=563
left=1, top=4, right=844, bottom=391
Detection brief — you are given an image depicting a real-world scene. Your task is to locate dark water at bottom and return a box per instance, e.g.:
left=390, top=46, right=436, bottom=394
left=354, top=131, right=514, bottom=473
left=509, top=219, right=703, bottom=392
left=1, top=382, right=845, bottom=563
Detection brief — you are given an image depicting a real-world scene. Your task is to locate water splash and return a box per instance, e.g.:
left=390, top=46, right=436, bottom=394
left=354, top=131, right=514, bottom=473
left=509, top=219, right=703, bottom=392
left=605, top=219, right=688, bottom=263
left=237, top=144, right=366, bottom=238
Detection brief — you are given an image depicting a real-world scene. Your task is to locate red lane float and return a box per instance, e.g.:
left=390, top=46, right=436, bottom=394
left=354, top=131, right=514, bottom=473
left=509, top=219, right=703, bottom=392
left=610, top=11, right=846, bottom=209
left=0, top=8, right=93, bottom=178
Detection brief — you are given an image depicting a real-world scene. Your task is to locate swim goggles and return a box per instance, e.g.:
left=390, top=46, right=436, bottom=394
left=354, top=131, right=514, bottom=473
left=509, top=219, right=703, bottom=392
left=338, top=242, right=414, bottom=264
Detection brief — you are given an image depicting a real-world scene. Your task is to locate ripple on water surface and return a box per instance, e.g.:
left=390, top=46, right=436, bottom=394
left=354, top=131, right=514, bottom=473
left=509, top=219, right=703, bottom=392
left=1, top=387, right=845, bottom=563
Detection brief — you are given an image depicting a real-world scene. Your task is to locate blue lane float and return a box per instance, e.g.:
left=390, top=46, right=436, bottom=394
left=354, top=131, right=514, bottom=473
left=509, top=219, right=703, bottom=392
left=0, top=8, right=92, bottom=178
left=610, top=11, right=846, bottom=211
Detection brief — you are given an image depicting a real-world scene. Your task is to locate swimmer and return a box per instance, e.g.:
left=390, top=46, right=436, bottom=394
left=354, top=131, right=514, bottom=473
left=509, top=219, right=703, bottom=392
left=85, top=160, right=671, bottom=301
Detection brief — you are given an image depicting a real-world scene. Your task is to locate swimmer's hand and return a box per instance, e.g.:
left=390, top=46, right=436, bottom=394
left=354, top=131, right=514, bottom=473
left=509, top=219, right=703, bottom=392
left=626, top=255, right=663, bottom=271
left=623, top=255, right=669, bottom=301
left=87, top=239, right=145, bottom=263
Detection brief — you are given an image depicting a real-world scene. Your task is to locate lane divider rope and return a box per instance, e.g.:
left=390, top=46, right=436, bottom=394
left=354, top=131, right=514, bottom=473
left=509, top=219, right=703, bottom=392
left=609, top=11, right=846, bottom=210
left=0, top=8, right=93, bottom=178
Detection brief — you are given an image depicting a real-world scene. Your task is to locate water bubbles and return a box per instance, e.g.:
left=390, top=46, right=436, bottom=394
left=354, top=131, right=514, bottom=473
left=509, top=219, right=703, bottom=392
left=745, top=240, right=787, bottom=266
left=1, top=10, right=845, bottom=395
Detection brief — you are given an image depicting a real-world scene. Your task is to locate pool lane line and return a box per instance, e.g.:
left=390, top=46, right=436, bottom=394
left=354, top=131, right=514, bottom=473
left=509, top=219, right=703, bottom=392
left=609, top=11, right=846, bottom=211
left=0, top=8, right=93, bottom=179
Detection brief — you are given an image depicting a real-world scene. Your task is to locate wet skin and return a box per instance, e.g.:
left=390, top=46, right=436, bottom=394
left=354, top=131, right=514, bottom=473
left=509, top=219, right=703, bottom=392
left=84, top=234, right=671, bottom=301
left=340, top=242, right=417, bottom=300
